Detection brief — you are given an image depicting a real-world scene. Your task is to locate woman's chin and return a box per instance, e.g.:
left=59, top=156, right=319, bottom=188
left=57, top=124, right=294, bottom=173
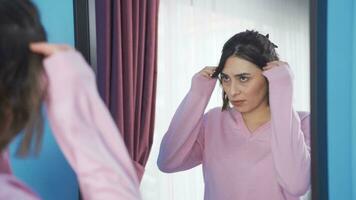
left=233, top=106, right=248, bottom=113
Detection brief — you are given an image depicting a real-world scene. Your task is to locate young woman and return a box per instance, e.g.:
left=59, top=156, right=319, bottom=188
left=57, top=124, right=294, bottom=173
left=0, top=0, right=141, bottom=199
left=157, top=30, right=310, bottom=200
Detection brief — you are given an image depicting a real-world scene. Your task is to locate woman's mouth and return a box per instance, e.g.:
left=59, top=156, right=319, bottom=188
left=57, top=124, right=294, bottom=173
left=232, top=100, right=246, bottom=107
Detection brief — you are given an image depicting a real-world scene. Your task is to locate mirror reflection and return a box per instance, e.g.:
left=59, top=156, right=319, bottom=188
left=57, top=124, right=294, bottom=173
left=142, top=0, right=310, bottom=200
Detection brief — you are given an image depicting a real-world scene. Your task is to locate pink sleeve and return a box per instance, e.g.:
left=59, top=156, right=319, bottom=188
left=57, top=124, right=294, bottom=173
left=263, top=65, right=311, bottom=196
left=43, top=50, right=141, bottom=200
left=157, top=74, right=216, bottom=172
left=0, top=174, right=40, bottom=200
left=1, top=150, right=39, bottom=200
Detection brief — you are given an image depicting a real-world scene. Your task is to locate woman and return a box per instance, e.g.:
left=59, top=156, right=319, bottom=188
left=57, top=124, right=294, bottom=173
left=157, top=30, right=310, bottom=200
left=0, top=0, right=141, bottom=199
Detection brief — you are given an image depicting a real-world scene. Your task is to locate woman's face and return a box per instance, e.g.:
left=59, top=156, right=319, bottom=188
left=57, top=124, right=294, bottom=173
left=220, top=56, right=269, bottom=114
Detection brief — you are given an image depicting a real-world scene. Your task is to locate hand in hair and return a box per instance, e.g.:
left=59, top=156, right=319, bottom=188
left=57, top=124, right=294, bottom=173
left=262, top=61, right=289, bottom=71
left=30, top=42, right=71, bottom=57
left=198, top=66, right=217, bottom=79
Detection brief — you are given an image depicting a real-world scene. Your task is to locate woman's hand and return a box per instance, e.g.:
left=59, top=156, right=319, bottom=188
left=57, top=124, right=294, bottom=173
left=29, top=42, right=71, bottom=57
left=262, top=61, right=289, bottom=71
left=197, top=66, right=217, bottom=79
left=262, top=60, right=294, bottom=84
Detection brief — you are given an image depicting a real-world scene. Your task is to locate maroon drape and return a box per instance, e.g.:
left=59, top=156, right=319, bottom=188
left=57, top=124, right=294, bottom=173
left=95, top=0, right=159, bottom=181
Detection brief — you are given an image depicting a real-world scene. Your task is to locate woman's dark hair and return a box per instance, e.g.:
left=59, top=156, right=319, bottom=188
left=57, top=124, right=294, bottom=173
left=0, top=0, right=47, bottom=156
left=211, top=30, right=279, bottom=110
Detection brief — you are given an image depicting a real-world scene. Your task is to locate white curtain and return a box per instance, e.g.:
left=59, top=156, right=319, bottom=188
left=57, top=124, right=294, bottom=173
left=140, top=0, right=310, bottom=199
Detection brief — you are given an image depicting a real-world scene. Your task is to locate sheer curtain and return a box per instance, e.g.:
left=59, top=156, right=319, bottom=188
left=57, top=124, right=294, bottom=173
left=140, top=0, right=310, bottom=199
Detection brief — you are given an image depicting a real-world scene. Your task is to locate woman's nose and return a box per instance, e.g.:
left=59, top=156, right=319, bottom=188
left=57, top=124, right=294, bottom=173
left=228, top=84, right=241, bottom=97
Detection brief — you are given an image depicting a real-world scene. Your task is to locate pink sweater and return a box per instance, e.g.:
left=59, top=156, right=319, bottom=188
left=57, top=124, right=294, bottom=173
left=0, top=50, right=141, bottom=200
left=0, top=151, right=39, bottom=200
left=157, top=65, right=310, bottom=200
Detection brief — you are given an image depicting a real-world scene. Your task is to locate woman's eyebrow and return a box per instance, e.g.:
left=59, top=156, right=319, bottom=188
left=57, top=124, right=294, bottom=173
left=220, top=72, right=229, bottom=77
left=234, top=73, right=251, bottom=77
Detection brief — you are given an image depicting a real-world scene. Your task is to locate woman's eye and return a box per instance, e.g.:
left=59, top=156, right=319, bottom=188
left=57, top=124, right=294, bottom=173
left=219, top=74, right=230, bottom=82
left=221, top=76, right=230, bottom=82
left=239, top=76, right=249, bottom=82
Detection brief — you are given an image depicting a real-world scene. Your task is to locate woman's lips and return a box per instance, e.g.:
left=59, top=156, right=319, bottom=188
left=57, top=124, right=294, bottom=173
left=232, top=100, right=245, bottom=107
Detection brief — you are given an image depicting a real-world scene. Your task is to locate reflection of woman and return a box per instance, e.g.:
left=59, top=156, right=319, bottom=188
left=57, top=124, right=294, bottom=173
left=157, top=30, right=310, bottom=200
left=0, top=0, right=140, bottom=199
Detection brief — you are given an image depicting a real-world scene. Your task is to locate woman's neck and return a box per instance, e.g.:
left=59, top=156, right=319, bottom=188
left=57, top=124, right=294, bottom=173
left=241, top=102, right=271, bottom=128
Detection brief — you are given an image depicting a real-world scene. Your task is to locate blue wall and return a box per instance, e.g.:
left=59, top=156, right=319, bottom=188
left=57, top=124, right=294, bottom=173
left=34, top=0, right=75, bottom=44
left=353, top=1, right=356, bottom=199
left=9, top=0, right=79, bottom=199
left=327, top=0, right=356, bottom=199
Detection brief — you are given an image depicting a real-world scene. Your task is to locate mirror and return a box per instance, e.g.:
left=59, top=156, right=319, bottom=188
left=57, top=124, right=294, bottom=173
left=141, top=0, right=311, bottom=200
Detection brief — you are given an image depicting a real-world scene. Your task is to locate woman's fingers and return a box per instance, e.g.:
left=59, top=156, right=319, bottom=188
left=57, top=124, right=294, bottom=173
left=200, top=70, right=211, bottom=78
left=263, top=61, right=289, bottom=71
left=263, top=65, right=274, bottom=70
left=199, top=66, right=217, bottom=78
left=30, top=42, right=71, bottom=57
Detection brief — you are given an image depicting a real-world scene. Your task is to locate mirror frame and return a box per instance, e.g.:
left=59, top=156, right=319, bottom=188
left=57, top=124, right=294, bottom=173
left=310, top=0, right=328, bottom=200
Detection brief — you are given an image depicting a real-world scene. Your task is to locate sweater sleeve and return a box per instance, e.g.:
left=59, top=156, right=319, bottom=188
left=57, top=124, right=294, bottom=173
left=43, top=50, right=141, bottom=200
left=0, top=174, right=40, bottom=200
left=262, top=65, right=311, bottom=196
left=0, top=151, right=40, bottom=199
left=157, top=74, right=216, bottom=173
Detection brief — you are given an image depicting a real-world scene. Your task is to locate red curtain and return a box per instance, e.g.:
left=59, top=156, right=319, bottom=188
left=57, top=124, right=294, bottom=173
left=95, top=0, right=159, bottom=181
